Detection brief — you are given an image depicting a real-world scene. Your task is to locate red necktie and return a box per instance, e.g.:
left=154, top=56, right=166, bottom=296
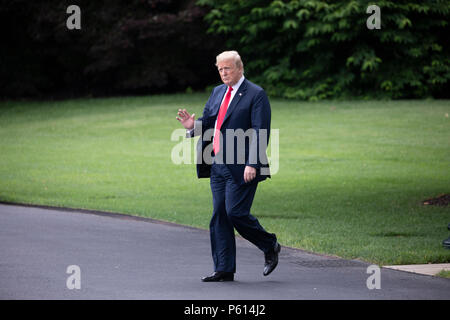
left=213, top=86, right=233, bottom=155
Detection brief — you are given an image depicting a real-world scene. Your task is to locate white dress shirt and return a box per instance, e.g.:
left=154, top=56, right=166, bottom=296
left=187, top=75, right=245, bottom=138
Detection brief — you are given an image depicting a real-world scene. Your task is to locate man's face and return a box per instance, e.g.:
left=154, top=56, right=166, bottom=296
left=217, top=59, right=242, bottom=87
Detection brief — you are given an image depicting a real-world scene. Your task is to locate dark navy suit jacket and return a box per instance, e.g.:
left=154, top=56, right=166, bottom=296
left=190, top=78, right=271, bottom=185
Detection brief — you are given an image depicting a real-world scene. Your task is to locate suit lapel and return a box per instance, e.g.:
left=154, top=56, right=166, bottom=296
left=222, top=79, right=248, bottom=125
left=212, top=85, right=227, bottom=117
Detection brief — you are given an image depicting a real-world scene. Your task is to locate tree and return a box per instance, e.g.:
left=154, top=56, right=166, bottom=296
left=198, top=0, right=450, bottom=100
left=0, top=0, right=224, bottom=98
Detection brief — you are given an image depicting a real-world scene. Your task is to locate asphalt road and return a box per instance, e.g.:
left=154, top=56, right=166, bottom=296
left=0, top=203, right=449, bottom=300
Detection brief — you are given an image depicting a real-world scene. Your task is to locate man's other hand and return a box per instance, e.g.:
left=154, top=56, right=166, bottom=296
left=244, top=166, right=256, bottom=183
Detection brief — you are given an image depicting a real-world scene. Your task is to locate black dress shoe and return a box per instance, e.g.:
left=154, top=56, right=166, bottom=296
left=443, top=236, right=450, bottom=249
left=263, top=242, right=281, bottom=276
left=201, top=271, right=234, bottom=282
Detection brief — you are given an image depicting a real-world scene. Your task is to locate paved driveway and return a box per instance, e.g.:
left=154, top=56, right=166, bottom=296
left=0, top=203, right=449, bottom=300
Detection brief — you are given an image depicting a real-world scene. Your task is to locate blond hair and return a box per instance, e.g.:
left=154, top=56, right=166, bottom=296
left=215, top=50, right=244, bottom=70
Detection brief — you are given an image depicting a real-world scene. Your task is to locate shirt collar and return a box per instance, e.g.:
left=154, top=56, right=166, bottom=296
left=230, top=75, right=245, bottom=92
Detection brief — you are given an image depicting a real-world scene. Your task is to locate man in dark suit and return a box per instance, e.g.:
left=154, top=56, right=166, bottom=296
left=176, top=51, right=280, bottom=282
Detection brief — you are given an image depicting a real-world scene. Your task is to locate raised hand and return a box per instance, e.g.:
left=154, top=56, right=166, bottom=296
left=176, top=108, right=195, bottom=130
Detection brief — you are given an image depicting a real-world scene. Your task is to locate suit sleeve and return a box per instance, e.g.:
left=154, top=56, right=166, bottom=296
left=186, top=88, right=217, bottom=139
left=246, top=89, right=271, bottom=170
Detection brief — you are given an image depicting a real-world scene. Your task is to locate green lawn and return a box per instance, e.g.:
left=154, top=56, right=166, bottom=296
left=437, top=270, right=450, bottom=278
left=0, top=94, right=449, bottom=265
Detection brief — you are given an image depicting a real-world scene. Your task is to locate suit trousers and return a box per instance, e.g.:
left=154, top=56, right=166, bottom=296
left=209, top=161, right=277, bottom=273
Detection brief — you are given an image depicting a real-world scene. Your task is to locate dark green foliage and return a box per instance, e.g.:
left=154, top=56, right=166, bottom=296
left=1, top=0, right=223, bottom=98
left=198, top=0, right=450, bottom=100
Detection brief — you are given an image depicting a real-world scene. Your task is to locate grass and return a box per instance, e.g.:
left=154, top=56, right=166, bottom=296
left=0, top=94, right=449, bottom=265
left=436, top=270, right=450, bottom=278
